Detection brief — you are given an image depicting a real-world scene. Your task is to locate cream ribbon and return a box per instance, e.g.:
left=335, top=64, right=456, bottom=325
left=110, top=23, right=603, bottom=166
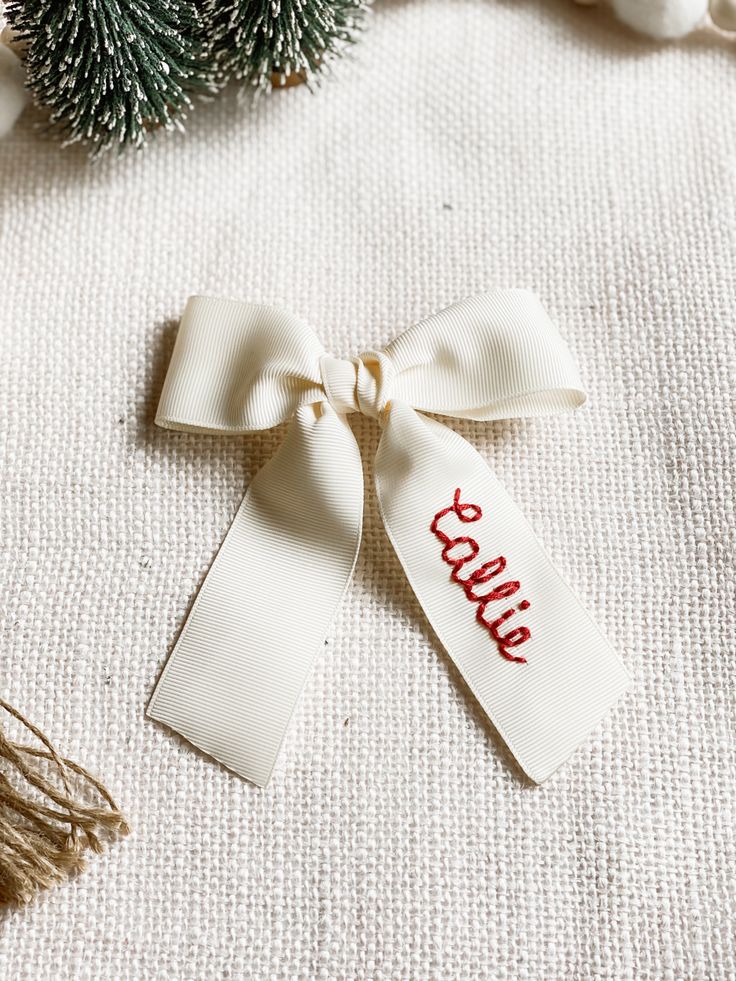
left=148, top=291, right=630, bottom=786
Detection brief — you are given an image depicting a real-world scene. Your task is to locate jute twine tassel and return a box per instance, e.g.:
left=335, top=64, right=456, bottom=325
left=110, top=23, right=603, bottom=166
left=0, top=697, right=128, bottom=906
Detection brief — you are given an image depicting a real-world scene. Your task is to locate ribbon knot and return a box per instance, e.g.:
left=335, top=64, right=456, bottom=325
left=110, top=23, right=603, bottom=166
left=319, top=352, right=393, bottom=421
left=148, top=291, right=630, bottom=788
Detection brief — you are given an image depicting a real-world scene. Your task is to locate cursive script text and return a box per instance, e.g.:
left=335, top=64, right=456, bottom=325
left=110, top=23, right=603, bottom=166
left=431, top=488, right=532, bottom=663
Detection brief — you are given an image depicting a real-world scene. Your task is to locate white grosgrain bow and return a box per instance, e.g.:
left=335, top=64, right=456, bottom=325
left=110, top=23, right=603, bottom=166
left=148, top=291, right=630, bottom=786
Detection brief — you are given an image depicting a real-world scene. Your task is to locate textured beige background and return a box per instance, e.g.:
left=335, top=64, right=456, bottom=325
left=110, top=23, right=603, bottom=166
left=1, top=1, right=734, bottom=978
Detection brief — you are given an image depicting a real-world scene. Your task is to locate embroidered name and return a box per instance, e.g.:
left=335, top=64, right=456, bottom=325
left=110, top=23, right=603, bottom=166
left=430, top=488, right=532, bottom=663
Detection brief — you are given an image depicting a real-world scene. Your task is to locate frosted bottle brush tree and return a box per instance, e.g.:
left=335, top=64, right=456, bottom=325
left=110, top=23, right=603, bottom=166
left=211, top=0, right=368, bottom=91
left=2, top=0, right=368, bottom=156
left=4, top=0, right=216, bottom=154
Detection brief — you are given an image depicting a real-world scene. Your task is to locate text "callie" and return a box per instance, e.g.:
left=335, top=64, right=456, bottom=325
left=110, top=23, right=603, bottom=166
left=431, top=488, right=532, bottom=663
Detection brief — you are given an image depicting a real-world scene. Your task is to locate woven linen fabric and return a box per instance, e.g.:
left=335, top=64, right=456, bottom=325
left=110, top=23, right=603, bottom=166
left=0, top=0, right=734, bottom=977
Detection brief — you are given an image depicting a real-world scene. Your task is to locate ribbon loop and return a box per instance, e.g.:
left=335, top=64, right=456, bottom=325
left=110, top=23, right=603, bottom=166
left=386, top=290, right=586, bottom=420
left=148, top=291, right=630, bottom=787
left=155, top=295, right=326, bottom=434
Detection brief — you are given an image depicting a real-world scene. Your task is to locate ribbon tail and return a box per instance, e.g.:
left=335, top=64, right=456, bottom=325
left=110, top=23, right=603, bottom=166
left=148, top=403, right=364, bottom=787
left=374, top=401, right=631, bottom=784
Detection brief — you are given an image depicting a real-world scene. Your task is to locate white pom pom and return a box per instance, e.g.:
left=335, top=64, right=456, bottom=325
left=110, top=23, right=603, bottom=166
left=611, top=0, right=708, bottom=37
left=0, top=40, right=28, bottom=139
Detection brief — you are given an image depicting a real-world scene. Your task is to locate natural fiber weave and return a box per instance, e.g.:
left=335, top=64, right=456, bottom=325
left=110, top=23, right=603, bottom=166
left=0, top=0, right=734, bottom=977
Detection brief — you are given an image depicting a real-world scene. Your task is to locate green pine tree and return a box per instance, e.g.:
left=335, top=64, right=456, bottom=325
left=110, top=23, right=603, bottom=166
left=6, top=0, right=216, bottom=155
left=211, top=0, right=368, bottom=93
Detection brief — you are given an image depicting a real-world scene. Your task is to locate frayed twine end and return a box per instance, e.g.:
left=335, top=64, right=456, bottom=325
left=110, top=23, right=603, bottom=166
left=0, top=697, right=129, bottom=907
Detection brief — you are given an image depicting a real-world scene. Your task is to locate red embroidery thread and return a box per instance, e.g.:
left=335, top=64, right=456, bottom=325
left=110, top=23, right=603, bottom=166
left=431, top=488, right=532, bottom=664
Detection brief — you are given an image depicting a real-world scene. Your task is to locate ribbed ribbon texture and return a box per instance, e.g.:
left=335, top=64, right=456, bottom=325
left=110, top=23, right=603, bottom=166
left=148, top=291, right=631, bottom=786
